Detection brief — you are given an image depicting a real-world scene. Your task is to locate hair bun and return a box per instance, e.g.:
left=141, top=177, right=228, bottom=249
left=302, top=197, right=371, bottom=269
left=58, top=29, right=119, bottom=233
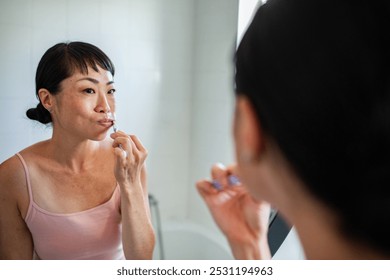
left=26, top=103, right=52, bottom=124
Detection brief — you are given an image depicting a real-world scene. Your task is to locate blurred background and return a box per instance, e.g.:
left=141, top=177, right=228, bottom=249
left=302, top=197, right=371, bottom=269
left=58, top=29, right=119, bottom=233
left=0, top=0, right=303, bottom=259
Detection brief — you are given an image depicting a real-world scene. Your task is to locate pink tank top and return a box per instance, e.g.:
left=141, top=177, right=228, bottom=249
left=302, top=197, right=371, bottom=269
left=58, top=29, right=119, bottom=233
left=16, top=153, right=125, bottom=260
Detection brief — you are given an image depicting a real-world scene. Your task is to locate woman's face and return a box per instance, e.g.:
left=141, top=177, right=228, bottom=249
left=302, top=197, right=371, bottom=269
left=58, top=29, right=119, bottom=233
left=51, top=66, right=116, bottom=141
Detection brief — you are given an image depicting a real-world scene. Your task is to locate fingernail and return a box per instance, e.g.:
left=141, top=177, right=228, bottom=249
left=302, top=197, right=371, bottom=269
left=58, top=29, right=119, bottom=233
left=212, top=180, right=222, bottom=190
left=228, top=175, right=240, bottom=185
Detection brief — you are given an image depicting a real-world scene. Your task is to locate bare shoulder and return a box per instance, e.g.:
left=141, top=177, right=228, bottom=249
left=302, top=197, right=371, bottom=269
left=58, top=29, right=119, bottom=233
left=0, top=140, right=51, bottom=204
left=0, top=142, right=49, bottom=219
left=0, top=155, right=34, bottom=259
left=0, top=154, right=26, bottom=196
left=0, top=155, right=25, bottom=189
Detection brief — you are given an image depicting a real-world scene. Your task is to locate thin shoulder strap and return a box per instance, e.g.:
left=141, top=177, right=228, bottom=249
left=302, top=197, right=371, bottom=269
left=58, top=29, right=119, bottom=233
left=15, top=153, right=34, bottom=205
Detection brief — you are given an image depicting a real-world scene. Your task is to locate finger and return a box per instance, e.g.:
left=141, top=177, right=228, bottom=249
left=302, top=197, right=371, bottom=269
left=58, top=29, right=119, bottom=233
left=112, top=134, right=132, bottom=148
left=112, top=137, right=131, bottom=158
left=129, top=135, right=147, bottom=153
left=226, top=163, right=238, bottom=176
left=112, top=133, right=147, bottom=162
left=225, top=163, right=242, bottom=186
left=211, top=163, right=229, bottom=189
left=110, top=130, right=128, bottom=140
left=228, top=175, right=241, bottom=186
left=114, top=147, right=127, bottom=164
left=129, top=135, right=148, bottom=163
left=196, top=179, right=219, bottom=197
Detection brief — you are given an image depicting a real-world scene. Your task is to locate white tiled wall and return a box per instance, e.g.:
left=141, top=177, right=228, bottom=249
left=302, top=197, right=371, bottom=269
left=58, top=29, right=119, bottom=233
left=0, top=0, right=303, bottom=259
left=0, top=0, right=237, bottom=224
left=187, top=0, right=237, bottom=232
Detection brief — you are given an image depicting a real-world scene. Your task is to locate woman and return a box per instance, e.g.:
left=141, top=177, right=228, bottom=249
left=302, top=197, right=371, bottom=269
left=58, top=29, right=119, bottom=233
left=197, top=0, right=390, bottom=259
left=0, top=42, right=155, bottom=259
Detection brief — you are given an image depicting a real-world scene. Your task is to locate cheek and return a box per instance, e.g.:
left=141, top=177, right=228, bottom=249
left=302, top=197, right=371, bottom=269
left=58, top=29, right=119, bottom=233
left=57, top=97, right=92, bottom=119
left=109, top=99, right=116, bottom=112
left=107, top=94, right=116, bottom=108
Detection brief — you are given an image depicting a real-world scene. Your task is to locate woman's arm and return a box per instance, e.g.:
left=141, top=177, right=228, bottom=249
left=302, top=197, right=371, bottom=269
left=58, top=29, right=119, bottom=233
left=111, top=133, right=155, bottom=260
left=0, top=157, right=34, bottom=259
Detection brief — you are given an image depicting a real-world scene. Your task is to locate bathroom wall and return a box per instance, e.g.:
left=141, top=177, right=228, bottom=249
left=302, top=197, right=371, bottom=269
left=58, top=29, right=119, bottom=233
left=0, top=0, right=304, bottom=259
left=187, top=0, right=237, bottom=234
left=0, top=0, right=238, bottom=226
left=186, top=0, right=305, bottom=260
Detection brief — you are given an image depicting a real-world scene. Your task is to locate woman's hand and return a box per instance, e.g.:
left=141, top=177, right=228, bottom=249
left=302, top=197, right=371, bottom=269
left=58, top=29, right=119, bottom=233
left=111, top=131, right=147, bottom=187
left=196, top=163, right=271, bottom=259
left=110, top=131, right=154, bottom=259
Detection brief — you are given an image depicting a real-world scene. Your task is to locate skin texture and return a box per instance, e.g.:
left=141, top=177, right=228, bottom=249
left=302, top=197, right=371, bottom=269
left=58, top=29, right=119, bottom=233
left=197, top=96, right=384, bottom=259
left=196, top=163, right=271, bottom=259
left=0, top=66, right=155, bottom=259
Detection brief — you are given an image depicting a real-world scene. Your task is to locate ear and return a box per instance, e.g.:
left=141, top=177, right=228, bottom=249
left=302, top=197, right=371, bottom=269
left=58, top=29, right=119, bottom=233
left=38, top=89, right=54, bottom=112
left=233, top=95, right=264, bottom=164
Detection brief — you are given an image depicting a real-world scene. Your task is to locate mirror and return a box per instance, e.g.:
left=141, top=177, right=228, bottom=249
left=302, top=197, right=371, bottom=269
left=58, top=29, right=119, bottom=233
left=0, top=0, right=299, bottom=260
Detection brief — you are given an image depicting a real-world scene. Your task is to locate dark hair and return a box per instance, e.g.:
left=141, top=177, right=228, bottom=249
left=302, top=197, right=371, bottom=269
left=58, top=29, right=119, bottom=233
left=235, top=0, right=390, bottom=255
left=26, top=41, right=115, bottom=124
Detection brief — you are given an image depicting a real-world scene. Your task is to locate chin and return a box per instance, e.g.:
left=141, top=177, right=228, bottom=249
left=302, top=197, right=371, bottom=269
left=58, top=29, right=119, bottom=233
left=91, top=133, right=108, bottom=142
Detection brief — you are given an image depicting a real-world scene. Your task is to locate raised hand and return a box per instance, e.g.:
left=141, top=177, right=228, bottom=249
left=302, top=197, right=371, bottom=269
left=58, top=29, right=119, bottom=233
left=111, top=131, right=147, bottom=186
left=196, top=163, right=271, bottom=259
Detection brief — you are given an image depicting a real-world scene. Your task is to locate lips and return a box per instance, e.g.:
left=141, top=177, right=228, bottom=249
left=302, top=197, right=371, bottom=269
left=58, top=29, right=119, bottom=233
left=97, top=118, right=114, bottom=128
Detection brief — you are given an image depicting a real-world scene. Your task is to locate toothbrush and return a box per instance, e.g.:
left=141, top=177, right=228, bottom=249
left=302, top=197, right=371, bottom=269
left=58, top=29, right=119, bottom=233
left=108, top=112, right=126, bottom=157
left=106, top=112, right=117, bottom=132
left=112, top=119, right=118, bottom=133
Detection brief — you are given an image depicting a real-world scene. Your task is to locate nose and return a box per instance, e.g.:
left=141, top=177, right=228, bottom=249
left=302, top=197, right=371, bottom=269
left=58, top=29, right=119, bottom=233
left=94, top=93, right=111, bottom=114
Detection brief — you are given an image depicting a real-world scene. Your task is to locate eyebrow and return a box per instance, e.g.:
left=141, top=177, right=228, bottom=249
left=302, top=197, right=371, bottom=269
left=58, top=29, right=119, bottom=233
left=76, top=77, right=114, bottom=85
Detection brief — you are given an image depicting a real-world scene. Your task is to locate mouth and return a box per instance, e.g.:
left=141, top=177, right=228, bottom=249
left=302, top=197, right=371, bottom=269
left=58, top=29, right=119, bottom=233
left=97, top=118, right=114, bottom=128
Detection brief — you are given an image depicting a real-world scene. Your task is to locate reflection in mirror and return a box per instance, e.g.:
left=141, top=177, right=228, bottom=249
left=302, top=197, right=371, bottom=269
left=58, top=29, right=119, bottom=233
left=0, top=0, right=239, bottom=260
left=0, top=0, right=303, bottom=260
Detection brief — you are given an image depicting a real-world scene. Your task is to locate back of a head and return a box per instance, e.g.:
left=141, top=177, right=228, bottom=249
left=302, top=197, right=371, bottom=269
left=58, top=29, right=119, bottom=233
left=235, top=0, right=390, bottom=256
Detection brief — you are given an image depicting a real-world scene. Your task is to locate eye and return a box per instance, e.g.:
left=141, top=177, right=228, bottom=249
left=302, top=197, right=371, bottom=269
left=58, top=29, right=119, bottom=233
left=84, top=88, right=95, bottom=94
left=108, top=88, right=116, bottom=95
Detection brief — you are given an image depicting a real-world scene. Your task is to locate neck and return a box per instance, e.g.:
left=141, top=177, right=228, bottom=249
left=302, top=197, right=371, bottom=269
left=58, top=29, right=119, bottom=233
left=48, top=131, right=103, bottom=172
left=291, top=199, right=384, bottom=259
left=261, top=146, right=384, bottom=259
